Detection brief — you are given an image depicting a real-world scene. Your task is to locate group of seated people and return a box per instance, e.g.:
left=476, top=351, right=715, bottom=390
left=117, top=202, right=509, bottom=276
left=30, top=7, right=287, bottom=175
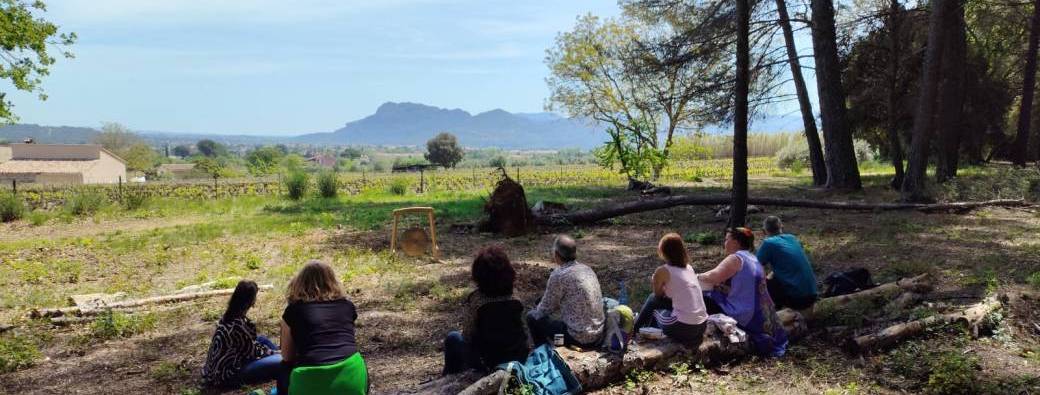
left=199, top=215, right=817, bottom=393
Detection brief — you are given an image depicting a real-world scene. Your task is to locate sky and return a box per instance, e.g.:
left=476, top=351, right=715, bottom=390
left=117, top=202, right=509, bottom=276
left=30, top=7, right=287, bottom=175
left=6, top=0, right=626, bottom=135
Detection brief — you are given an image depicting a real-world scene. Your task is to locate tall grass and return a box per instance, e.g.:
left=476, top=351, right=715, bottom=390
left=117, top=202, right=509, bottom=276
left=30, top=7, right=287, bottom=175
left=65, top=190, right=108, bottom=216
left=284, top=171, right=310, bottom=200
left=0, top=194, right=26, bottom=222
left=683, top=132, right=800, bottom=159
left=317, top=171, right=338, bottom=198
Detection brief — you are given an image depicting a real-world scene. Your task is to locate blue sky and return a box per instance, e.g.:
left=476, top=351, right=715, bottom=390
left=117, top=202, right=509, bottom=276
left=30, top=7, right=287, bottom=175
left=8, top=0, right=815, bottom=136
left=7, top=0, right=624, bottom=135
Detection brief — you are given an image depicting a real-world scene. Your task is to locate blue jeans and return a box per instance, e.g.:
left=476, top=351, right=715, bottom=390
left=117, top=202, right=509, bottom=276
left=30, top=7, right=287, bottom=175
left=443, top=331, right=484, bottom=375
left=238, top=336, right=284, bottom=386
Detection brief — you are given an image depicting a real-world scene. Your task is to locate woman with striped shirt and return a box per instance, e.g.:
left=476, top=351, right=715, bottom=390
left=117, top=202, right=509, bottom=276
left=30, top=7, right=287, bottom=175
left=202, top=280, right=282, bottom=388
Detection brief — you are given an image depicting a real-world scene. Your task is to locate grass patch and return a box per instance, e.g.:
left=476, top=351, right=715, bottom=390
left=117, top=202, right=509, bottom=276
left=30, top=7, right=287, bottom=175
left=90, top=311, right=158, bottom=340
left=0, top=334, right=41, bottom=373
left=1027, top=271, right=1040, bottom=290
left=284, top=171, right=310, bottom=201
left=0, top=194, right=27, bottom=222
left=65, top=190, right=109, bottom=216
left=684, top=231, right=720, bottom=246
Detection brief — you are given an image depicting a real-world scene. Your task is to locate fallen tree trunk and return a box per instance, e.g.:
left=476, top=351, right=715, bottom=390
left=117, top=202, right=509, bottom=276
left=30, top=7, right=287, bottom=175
left=536, top=196, right=1029, bottom=225
left=409, top=275, right=930, bottom=394
left=845, top=294, right=1004, bottom=354
left=809, top=274, right=933, bottom=321
left=30, top=285, right=274, bottom=319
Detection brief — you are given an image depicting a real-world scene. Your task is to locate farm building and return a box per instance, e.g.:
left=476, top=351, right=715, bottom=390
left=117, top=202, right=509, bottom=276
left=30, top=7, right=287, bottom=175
left=156, top=163, right=205, bottom=179
left=0, top=144, right=127, bottom=185
left=306, top=153, right=338, bottom=169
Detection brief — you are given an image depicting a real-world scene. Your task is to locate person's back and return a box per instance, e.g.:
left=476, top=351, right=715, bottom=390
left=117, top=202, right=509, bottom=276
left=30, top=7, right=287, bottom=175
left=473, top=298, right=528, bottom=367
left=282, top=299, right=358, bottom=366
left=662, top=264, right=708, bottom=325
left=758, top=216, right=818, bottom=310
left=528, top=235, right=605, bottom=347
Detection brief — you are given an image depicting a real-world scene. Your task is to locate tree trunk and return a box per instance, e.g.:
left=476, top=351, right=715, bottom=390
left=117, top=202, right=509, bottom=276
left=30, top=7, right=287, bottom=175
left=902, top=0, right=951, bottom=202
left=935, top=1, right=967, bottom=183
left=811, top=0, right=863, bottom=190
left=1016, top=0, right=1040, bottom=166
left=777, top=0, right=827, bottom=186
left=730, top=0, right=751, bottom=227
left=887, top=0, right=906, bottom=189
left=845, top=295, right=1003, bottom=354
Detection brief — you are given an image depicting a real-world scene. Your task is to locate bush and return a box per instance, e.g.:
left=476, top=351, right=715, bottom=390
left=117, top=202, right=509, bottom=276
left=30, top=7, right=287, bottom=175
left=775, top=137, right=810, bottom=170
left=0, top=194, right=26, bottom=222
left=65, top=190, right=108, bottom=216
left=317, top=171, right=338, bottom=198
left=388, top=178, right=410, bottom=195
left=684, top=231, right=719, bottom=245
left=0, top=335, right=41, bottom=373
left=122, top=191, right=150, bottom=211
left=284, top=171, right=310, bottom=200
left=853, top=139, right=876, bottom=163
left=90, top=311, right=157, bottom=340
left=1028, top=271, right=1040, bottom=290
left=489, top=155, right=508, bottom=168
left=924, top=351, right=978, bottom=394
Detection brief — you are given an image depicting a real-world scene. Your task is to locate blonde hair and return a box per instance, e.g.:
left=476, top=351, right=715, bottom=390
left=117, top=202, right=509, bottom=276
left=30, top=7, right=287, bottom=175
left=286, top=260, right=345, bottom=304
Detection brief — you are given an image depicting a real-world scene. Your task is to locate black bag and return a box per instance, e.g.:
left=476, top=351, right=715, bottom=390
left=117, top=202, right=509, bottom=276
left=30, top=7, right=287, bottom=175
left=473, top=299, right=529, bottom=369
left=822, top=268, right=876, bottom=297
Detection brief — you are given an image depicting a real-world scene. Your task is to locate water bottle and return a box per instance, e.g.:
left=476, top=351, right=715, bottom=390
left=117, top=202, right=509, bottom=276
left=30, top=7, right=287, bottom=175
left=618, top=280, right=628, bottom=305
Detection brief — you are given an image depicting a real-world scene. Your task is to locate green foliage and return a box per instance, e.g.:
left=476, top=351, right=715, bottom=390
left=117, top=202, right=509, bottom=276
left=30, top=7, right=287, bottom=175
left=0, top=334, right=41, bottom=373
left=317, top=171, right=338, bottom=198
left=624, top=368, right=654, bottom=390
left=340, top=146, right=364, bottom=160
left=924, top=351, right=979, bottom=394
left=0, top=0, right=76, bottom=122
left=171, top=145, right=191, bottom=158
left=284, top=171, right=310, bottom=201
left=776, top=134, right=811, bottom=170
left=121, top=191, right=149, bottom=211
left=64, top=189, right=108, bottom=216
left=488, top=155, right=508, bottom=168
left=388, top=178, right=409, bottom=196
left=26, top=210, right=48, bottom=226
left=192, top=157, right=228, bottom=180
left=195, top=139, right=225, bottom=157
left=93, top=123, right=157, bottom=172
left=424, top=132, right=464, bottom=168
left=90, top=311, right=157, bottom=340
left=1027, top=271, right=1040, bottom=290
left=245, top=146, right=286, bottom=176
left=594, top=121, right=667, bottom=180
left=684, top=231, right=719, bottom=245
left=0, top=193, right=26, bottom=222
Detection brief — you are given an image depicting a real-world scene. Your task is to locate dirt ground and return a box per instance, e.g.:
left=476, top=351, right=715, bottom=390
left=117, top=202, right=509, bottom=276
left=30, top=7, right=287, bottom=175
left=2, top=181, right=1039, bottom=394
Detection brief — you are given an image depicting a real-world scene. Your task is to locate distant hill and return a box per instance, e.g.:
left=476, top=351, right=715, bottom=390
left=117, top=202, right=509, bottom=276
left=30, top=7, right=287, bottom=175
left=295, top=102, right=603, bottom=149
left=0, top=124, right=99, bottom=144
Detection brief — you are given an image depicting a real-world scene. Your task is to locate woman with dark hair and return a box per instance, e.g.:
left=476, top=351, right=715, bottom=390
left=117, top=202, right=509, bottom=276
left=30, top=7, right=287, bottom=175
left=280, top=260, right=367, bottom=394
left=202, top=280, right=282, bottom=388
left=699, top=228, right=788, bottom=357
left=628, top=233, right=708, bottom=347
left=442, top=245, right=530, bottom=375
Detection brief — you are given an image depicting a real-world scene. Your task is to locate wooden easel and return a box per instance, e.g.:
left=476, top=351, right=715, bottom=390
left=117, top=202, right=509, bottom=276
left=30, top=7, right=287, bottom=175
left=390, top=206, right=440, bottom=258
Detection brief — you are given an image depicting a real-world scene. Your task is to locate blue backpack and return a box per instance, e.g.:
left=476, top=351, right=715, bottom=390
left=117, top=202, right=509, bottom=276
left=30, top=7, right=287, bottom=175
left=496, top=344, right=583, bottom=395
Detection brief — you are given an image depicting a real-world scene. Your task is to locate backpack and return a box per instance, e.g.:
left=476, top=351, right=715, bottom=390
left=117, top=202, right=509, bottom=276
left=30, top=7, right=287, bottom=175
left=473, top=299, right=529, bottom=369
left=497, top=344, right=582, bottom=395
left=822, top=268, right=876, bottom=297
left=600, top=298, right=634, bottom=354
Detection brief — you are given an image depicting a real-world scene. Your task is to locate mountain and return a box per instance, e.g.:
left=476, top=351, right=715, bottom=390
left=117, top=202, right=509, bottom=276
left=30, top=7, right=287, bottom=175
left=0, top=124, right=100, bottom=144
left=295, top=102, right=603, bottom=149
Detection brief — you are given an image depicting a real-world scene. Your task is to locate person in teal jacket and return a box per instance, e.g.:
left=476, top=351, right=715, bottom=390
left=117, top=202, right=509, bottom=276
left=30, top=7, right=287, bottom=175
left=757, top=216, right=818, bottom=310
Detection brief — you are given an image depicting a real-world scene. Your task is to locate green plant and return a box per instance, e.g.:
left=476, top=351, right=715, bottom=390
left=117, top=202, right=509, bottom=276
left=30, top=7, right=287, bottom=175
left=924, top=351, right=979, bottom=394
left=0, top=193, right=26, bottom=222
left=0, top=335, right=41, bottom=373
left=624, top=368, right=654, bottom=390
left=1027, top=271, right=1040, bottom=290
left=388, top=178, right=409, bottom=196
left=122, top=191, right=150, bottom=210
left=90, top=311, right=157, bottom=340
left=27, top=210, right=49, bottom=226
left=317, top=171, right=339, bottom=198
left=684, top=231, right=719, bottom=245
left=284, top=171, right=310, bottom=200
left=65, top=189, right=108, bottom=216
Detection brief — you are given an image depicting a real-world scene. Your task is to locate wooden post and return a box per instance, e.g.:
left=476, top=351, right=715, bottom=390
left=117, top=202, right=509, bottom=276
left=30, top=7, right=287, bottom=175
left=11, top=179, right=15, bottom=195
left=427, top=210, right=439, bottom=258
left=390, top=212, right=400, bottom=253
left=516, top=166, right=520, bottom=183
left=420, top=168, right=425, bottom=194
left=118, top=176, right=123, bottom=202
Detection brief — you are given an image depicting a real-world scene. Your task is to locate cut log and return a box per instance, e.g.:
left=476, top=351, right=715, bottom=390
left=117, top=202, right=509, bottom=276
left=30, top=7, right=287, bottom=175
left=30, top=284, right=274, bottom=319
left=809, top=274, right=933, bottom=321
left=535, top=195, right=1030, bottom=225
left=845, top=295, right=1004, bottom=354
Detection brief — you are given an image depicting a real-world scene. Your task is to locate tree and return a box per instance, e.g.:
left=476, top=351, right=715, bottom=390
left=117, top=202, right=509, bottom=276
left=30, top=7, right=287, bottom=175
left=546, top=12, right=732, bottom=181
left=902, top=0, right=953, bottom=202
left=193, top=157, right=227, bottom=180
left=935, top=1, right=967, bottom=182
left=196, top=139, right=224, bottom=157
left=424, top=132, right=464, bottom=168
left=811, top=0, right=863, bottom=190
left=245, top=146, right=285, bottom=175
left=0, top=0, right=76, bottom=123
left=172, top=145, right=191, bottom=158
left=1013, top=0, right=1040, bottom=165
left=776, top=0, right=827, bottom=186
left=93, top=122, right=155, bottom=172
left=340, top=147, right=364, bottom=160
left=731, top=0, right=751, bottom=227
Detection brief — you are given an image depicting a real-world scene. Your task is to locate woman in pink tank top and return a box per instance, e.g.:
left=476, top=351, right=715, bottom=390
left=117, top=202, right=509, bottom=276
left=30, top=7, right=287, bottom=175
left=628, top=233, right=709, bottom=348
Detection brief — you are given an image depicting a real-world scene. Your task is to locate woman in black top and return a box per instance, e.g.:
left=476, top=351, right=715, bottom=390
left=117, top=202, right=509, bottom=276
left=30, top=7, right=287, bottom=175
left=201, top=280, right=281, bottom=388
left=279, top=260, right=366, bottom=394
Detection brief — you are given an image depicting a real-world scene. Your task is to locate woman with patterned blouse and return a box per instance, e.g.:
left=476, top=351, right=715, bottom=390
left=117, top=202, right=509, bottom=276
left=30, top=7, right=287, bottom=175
left=202, top=280, right=282, bottom=388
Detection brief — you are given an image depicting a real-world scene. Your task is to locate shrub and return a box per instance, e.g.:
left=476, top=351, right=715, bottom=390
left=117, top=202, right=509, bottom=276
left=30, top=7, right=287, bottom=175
left=388, top=178, right=409, bottom=196
left=284, top=171, right=310, bottom=200
left=122, top=191, right=150, bottom=211
left=0, top=194, right=26, bottom=222
left=65, top=190, right=108, bottom=216
left=775, top=137, right=810, bottom=170
left=489, top=155, right=508, bottom=168
left=853, top=139, right=876, bottom=163
left=317, top=171, right=338, bottom=198
left=27, top=211, right=49, bottom=226
left=90, top=311, right=157, bottom=340
left=1028, top=271, right=1040, bottom=290
left=684, top=231, right=719, bottom=245
left=0, top=335, right=41, bottom=373
left=924, top=351, right=978, bottom=394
